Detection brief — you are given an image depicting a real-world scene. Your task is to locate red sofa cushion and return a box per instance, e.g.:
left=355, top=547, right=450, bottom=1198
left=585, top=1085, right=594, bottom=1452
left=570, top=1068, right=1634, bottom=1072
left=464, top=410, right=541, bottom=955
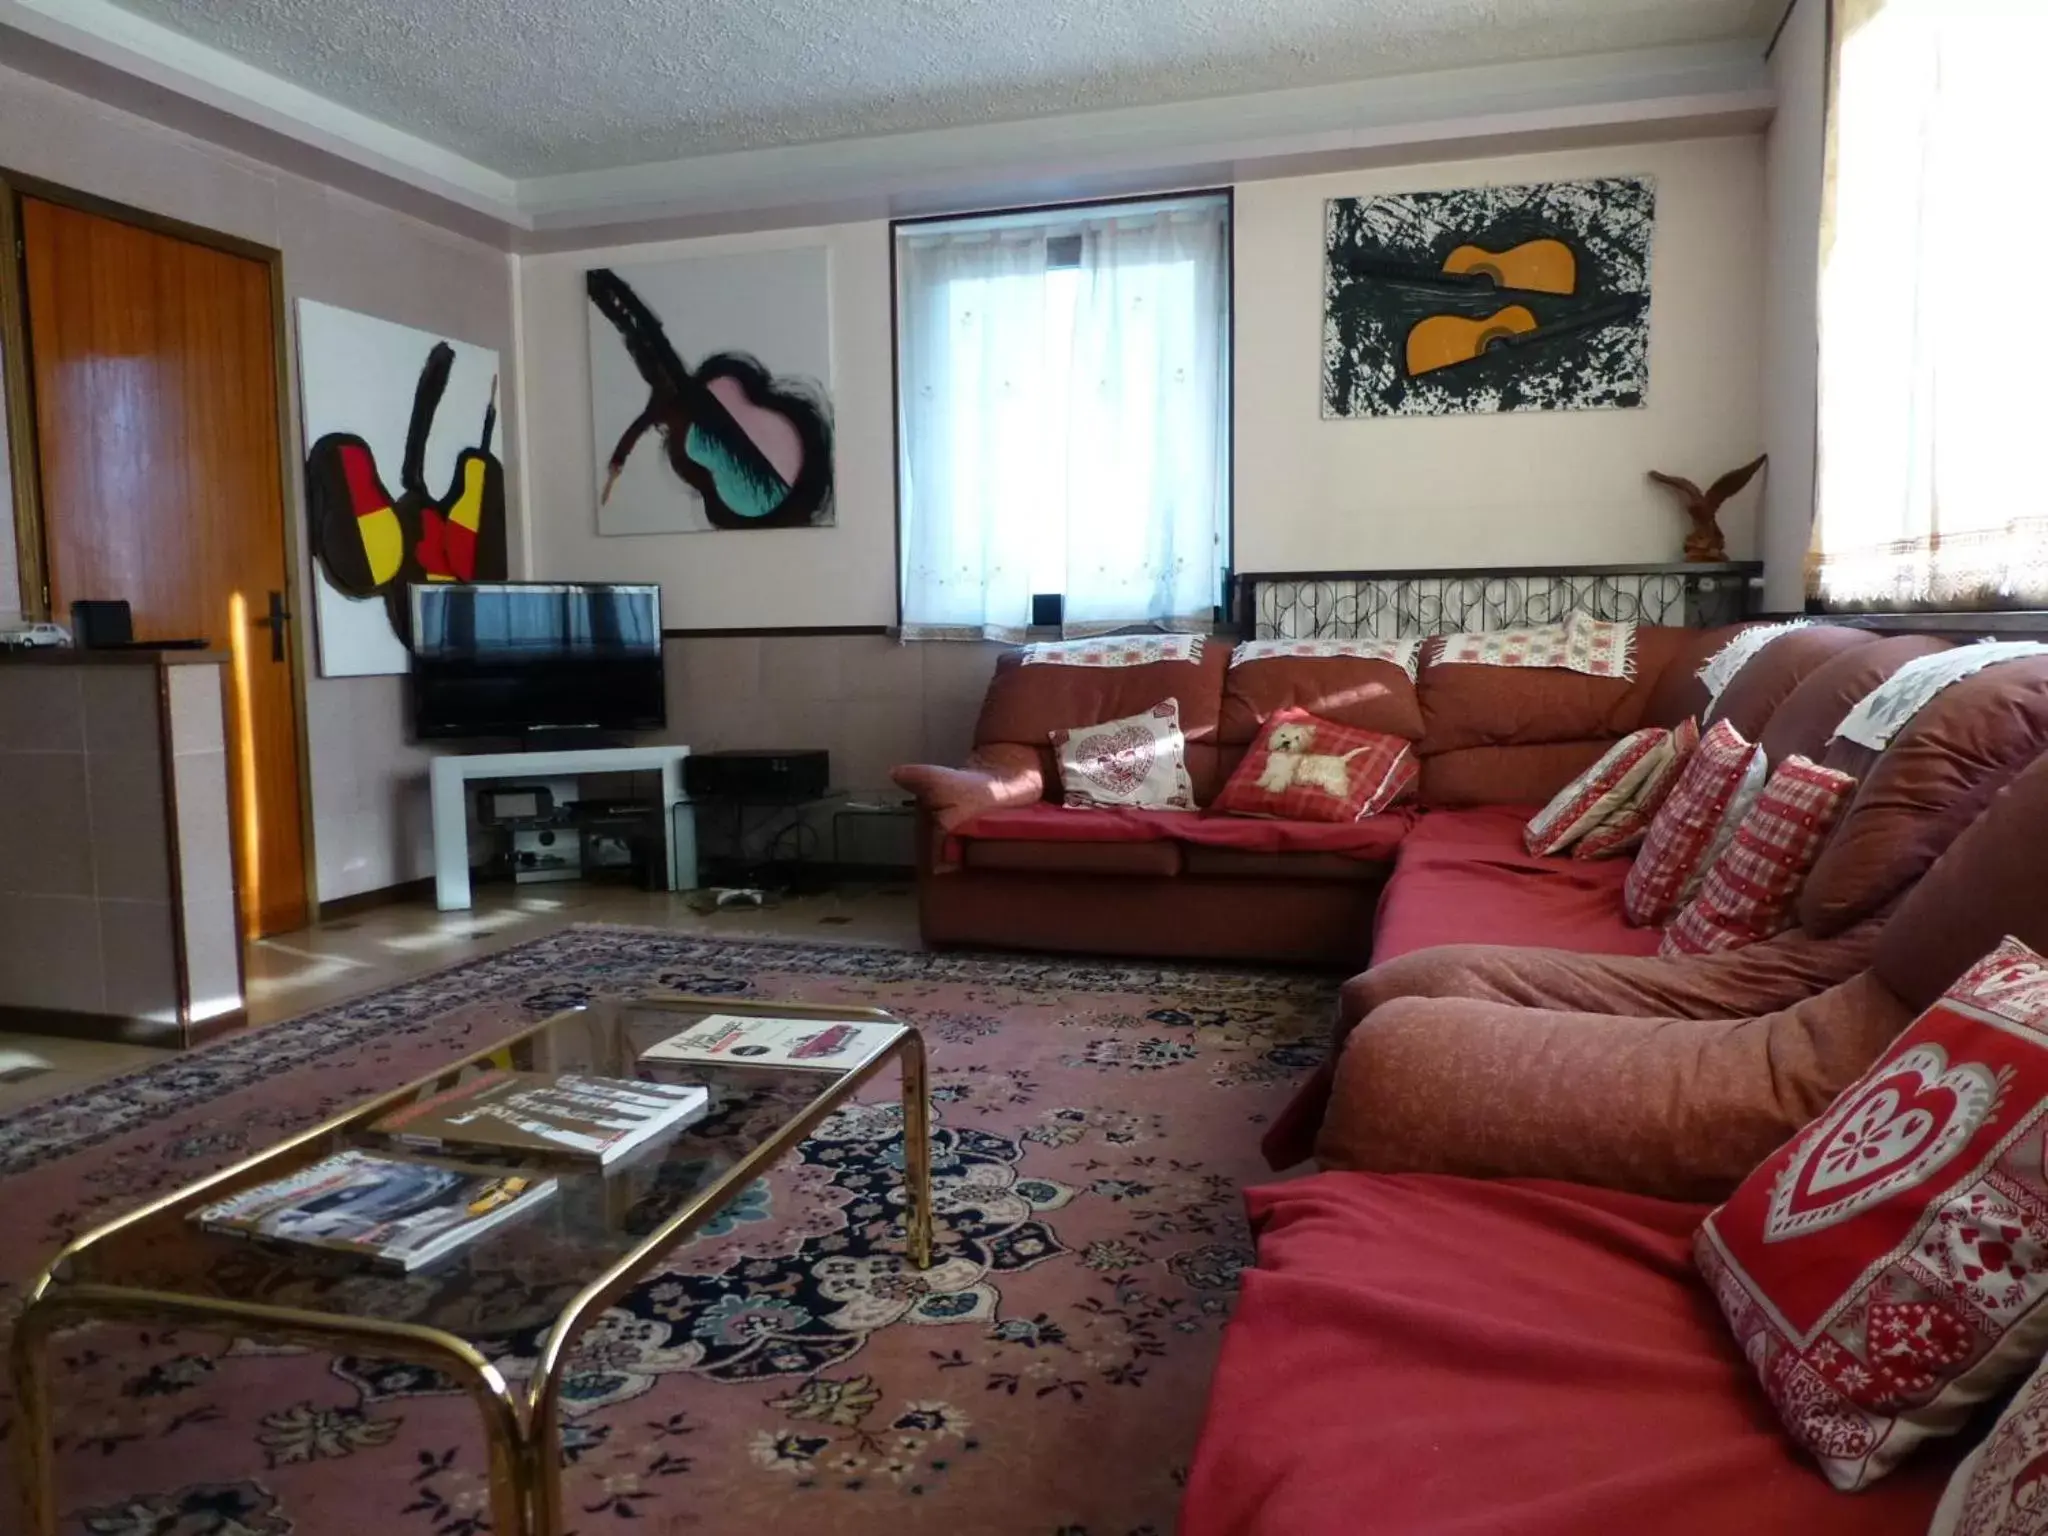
left=1374, top=806, right=1660, bottom=962
left=1640, top=622, right=1752, bottom=727
left=1415, top=623, right=1694, bottom=754
left=973, top=640, right=1231, bottom=802
left=948, top=802, right=1412, bottom=862
left=1874, top=752, right=2048, bottom=1015
left=1179, top=1173, right=1955, bottom=1536
left=1418, top=740, right=1612, bottom=808
left=960, top=838, right=1183, bottom=876
left=1219, top=645, right=1425, bottom=744
left=1707, top=626, right=1879, bottom=742
left=1804, top=655, right=2048, bottom=937
left=1758, top=634, right=1955, bottom=769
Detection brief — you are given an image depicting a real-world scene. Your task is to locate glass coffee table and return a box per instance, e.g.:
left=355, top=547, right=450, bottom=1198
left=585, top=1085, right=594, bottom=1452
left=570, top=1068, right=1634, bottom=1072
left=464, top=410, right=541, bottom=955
left=9, top=996, right=931, bottom=1536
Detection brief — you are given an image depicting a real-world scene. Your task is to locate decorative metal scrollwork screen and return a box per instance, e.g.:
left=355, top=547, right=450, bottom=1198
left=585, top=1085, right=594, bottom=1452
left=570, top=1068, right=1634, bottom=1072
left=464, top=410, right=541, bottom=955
left=1239, top=564, right=1762, bottom=641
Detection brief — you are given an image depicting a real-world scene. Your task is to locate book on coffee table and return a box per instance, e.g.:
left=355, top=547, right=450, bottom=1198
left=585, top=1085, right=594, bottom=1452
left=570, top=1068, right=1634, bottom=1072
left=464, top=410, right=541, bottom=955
left=191, top=1149, right=557, bottom=1272
left=369, top=1071, right=709, bottom=1166
left=640, top=1013, right=899, bottom=1071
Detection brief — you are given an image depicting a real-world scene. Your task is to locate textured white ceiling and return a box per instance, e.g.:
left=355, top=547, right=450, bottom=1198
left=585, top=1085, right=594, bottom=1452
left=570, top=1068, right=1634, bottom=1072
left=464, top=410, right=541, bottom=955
left=100, top=0, right=1778, bottom=177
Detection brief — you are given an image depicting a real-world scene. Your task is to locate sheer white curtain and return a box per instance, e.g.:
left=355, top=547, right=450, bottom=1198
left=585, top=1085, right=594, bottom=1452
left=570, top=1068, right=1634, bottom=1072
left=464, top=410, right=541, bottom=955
left=1811, top=0, right=2048, bottom=609
left=897, top=197, right=1230, bottom=640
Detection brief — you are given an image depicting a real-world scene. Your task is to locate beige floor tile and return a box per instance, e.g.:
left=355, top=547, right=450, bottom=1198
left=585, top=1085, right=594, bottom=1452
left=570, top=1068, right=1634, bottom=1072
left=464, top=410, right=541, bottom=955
left=0, top=882, right=921, bottom=1117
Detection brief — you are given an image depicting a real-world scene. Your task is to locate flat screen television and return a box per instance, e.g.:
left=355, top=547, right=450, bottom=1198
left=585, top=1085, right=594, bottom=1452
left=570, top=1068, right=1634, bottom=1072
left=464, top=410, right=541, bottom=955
left=409, top=582, right=665, bottom=741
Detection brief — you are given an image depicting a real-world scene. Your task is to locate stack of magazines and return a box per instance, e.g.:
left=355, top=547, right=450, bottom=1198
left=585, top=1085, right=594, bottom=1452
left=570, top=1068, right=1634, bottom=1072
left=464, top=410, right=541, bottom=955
left=370, top=1071, right=709, bottom=1166
left=191, top=1071, right=711, bottom=1271
left=192, top=1151, right=557, bottom=1272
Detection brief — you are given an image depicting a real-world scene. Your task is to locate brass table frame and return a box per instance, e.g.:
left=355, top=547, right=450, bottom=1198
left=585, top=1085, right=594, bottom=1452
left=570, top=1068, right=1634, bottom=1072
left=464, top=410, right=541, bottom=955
left=10, top=996, right=933, bottom=1536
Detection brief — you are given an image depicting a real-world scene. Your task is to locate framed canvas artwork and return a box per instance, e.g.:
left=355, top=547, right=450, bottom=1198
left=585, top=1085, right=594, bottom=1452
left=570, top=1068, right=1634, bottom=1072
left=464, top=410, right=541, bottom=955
left=1322, top=175, right=1656, bottom=418
left=296, top=299, right=507, bottom=677
left=586, top=246, right=835, bottom=535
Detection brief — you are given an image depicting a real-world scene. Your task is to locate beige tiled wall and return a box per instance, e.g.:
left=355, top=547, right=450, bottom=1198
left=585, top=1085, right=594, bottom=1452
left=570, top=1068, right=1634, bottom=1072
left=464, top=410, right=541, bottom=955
left=659, top=634, right=1004, bottom=790
left=168, top=663, right=242, bottom=1022
left=654, top=634, right=1005, bottom=866
left=0, top=664, right=179, bottom=1020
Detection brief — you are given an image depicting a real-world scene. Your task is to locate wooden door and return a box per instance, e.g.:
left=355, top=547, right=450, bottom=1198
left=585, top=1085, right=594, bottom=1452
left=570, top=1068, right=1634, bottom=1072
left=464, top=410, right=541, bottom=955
left=20, top=195, right=309, bottom=937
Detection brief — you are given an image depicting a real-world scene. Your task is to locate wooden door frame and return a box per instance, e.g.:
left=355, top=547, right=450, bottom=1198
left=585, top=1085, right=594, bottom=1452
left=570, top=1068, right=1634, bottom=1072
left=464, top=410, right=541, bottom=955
left=0, top=169, right=322, bottom=931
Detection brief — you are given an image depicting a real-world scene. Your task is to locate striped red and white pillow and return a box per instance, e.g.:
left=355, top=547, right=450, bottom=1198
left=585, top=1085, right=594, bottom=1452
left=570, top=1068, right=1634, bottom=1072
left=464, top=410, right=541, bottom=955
left=1523, top=727, right=1670, bottom=856
left=1621, top=718, right=1766, bottom=927
left=1575, top=715, right=1701, bottom=860
left=1661, top=755, right=1857, bottom=954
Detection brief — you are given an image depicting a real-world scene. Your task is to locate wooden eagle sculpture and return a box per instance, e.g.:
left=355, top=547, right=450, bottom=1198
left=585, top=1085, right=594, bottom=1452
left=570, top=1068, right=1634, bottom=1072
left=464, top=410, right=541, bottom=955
left=1648, top=453, right=1767, bottom=564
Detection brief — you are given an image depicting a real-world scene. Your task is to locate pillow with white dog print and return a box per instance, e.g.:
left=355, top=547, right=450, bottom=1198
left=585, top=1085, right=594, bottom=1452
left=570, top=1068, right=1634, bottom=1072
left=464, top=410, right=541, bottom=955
left=1051, top=700, right=1197, bottom=811
left=1210, top=708, right=1418, bottom=823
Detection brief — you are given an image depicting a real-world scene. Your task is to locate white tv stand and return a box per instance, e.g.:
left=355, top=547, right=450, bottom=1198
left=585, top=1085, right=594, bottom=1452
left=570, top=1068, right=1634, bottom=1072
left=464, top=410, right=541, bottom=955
left=429, top=743, right=696, bottom=911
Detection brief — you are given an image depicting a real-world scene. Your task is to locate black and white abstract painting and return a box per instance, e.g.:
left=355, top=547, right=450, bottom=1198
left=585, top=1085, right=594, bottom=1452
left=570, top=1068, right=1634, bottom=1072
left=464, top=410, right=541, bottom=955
left=587, top=246, right=835, bottom=535
left=1322, top=176, right=1655, bottom=418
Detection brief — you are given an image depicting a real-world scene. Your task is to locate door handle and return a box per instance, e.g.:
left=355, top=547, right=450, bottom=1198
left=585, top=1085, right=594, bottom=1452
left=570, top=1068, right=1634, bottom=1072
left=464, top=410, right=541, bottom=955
left=252, top=590, right=289, bottom=662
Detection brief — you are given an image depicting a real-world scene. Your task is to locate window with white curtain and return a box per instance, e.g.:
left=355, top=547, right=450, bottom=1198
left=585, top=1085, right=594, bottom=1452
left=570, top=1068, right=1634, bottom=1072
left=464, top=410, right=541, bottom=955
left=1811, top=0, right=2048, bottom=611
left=894, top=193, right=1231, bottom=640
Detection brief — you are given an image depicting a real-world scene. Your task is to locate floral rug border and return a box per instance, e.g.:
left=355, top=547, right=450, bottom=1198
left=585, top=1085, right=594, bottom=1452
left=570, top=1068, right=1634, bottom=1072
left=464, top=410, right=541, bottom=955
left=0, top=924, right=1334, bottom=1176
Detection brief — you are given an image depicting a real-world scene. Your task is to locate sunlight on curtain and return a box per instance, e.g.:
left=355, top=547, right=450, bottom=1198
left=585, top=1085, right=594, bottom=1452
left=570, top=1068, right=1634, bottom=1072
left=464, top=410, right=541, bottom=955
left=1812, top=0, right=2048, bottom=610
left=897, top=197, right=1230, bottom=640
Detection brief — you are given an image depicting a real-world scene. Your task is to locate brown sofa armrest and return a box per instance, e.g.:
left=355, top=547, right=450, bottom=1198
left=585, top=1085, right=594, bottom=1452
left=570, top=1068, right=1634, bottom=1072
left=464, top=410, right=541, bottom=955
left=891, top=744, right=1046, bottom=833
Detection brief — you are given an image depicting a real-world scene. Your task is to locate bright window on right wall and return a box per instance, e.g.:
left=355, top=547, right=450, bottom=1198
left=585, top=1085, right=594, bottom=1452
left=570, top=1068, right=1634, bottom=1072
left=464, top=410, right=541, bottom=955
left=1810, top=0, right=2047, bottom=612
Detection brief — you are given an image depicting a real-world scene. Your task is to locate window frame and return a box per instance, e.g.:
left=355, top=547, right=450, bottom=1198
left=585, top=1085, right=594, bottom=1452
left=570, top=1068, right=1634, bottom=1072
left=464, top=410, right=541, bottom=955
left=887, top=187, right=1236, bottom=636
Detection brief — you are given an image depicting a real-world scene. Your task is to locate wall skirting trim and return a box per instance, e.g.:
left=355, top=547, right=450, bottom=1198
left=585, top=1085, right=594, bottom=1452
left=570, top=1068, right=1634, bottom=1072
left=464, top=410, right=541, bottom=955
left=0, top=1002, right=245, bottom=1050
left=663, top=626, right=894, bottom=639
left=316, top=876, right=435, bottom=923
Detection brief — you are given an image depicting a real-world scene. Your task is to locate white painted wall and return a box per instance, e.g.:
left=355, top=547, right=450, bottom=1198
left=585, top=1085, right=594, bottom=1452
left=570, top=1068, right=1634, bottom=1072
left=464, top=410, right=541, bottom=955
left=1760, top=0, right=1826, bottom=612
left=519, top=223, right=897, bottom=627
left=1234, top=135, right=1768, bottom=573
left=517, top=135, right=1769, bottom=620
left=0, top=59, right=520, bottom=904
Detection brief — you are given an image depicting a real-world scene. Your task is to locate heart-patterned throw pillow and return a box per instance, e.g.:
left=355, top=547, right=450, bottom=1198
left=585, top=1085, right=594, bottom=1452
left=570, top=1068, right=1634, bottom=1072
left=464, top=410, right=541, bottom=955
left=1697, top=936, right=2048, bottom=1491
left=1050, top=700, right=1195, bottom=811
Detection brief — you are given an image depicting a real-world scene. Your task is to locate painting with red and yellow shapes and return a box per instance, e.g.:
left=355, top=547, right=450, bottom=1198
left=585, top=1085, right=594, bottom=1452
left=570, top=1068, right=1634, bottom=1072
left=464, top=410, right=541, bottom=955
left=296, top=299, right=508, bottom=677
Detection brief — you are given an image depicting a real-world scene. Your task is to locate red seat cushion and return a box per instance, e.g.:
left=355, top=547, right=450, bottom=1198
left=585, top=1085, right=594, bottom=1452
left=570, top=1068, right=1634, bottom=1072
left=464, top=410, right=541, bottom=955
left=950, top=801, right=1411, bottom=861
left=1374, top=806, right=1660, bottom=961
left=1179, top=1173, right=1955, bottom=1536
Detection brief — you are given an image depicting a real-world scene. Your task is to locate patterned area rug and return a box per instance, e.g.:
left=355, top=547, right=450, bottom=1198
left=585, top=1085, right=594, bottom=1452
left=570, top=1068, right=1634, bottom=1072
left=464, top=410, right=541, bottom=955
left=0, top=925, right=1335, bottom=1536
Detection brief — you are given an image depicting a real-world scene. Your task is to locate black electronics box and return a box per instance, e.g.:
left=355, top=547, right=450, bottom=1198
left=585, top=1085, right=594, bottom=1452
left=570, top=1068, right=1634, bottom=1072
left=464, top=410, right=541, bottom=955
left=686, top=748, right=830, bottom=803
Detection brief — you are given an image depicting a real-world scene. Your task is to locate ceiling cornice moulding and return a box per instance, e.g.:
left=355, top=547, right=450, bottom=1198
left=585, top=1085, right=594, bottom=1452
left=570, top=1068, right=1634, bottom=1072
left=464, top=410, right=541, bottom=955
left=0, top=0, right=523, bottom=220
left=0, top=6, right=1771, bottom=242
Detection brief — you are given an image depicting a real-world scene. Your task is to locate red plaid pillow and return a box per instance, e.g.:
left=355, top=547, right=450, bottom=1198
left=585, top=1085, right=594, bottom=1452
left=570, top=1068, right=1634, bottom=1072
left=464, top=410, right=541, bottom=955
left=1697, top=936, right=2048, bottom=1490
left=1212, top=708, right=1416, bottom=823
left=1621, top=718, right=1765, bottom=926
left=1661, top=755, right=1857, bottom=955
left=1576, top=715, right=1700, bottom=860
left=1523, top=727, right=1669, bottom=856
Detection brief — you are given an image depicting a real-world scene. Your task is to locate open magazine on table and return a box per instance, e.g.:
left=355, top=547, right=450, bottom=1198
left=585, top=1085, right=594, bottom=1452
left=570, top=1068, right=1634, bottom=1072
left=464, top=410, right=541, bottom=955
left=639, top=1014, right=898, bottom=1072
